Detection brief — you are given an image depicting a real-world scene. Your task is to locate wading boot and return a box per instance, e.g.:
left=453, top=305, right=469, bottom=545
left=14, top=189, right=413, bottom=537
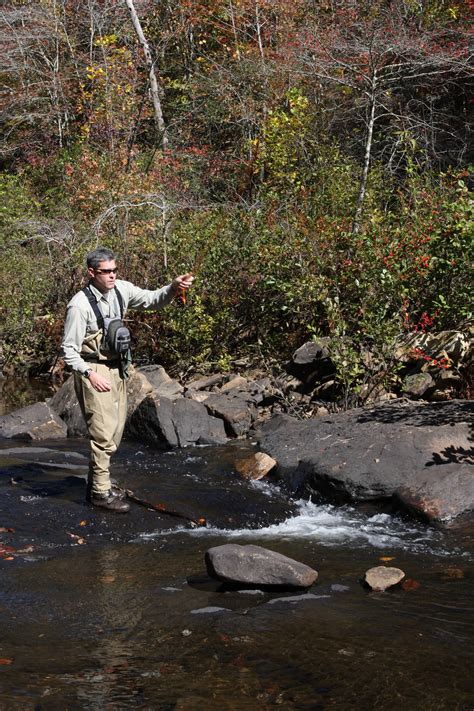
left=88, top=489, right=130, bottom=513
left=86, top=482, right=126, bottom=501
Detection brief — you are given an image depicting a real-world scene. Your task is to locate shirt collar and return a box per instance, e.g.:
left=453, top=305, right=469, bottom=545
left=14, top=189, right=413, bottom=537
left=88, top=282, right=111, bottom=302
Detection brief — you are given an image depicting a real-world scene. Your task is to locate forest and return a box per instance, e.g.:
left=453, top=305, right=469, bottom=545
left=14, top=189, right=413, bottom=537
left=1, top=0, right=472, bottom=402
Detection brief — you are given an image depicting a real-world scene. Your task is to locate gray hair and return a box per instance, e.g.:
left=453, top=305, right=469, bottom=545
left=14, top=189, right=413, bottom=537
left=86, top=247, right=116, bottom=269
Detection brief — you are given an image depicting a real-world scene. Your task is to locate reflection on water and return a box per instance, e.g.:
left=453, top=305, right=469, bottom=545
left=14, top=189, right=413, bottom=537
left=1, top=535, right=472, bottom=710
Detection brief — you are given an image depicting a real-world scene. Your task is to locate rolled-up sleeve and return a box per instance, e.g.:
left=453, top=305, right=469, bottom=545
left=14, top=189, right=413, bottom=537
left=61, top=305, right=90, bottom=374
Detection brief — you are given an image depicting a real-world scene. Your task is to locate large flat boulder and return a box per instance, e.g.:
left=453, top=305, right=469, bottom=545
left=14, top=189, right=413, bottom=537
left=0, top=401, right=67, bottom=440
left=257, top=399, right=473, bottom=522
left=205, top=544, right=318, bottom=589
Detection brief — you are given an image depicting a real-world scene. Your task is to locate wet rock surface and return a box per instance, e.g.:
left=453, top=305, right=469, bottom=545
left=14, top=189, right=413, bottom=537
left=257, top=399, right=474, bottom=523
left=0, top=437, right=296, bottom=541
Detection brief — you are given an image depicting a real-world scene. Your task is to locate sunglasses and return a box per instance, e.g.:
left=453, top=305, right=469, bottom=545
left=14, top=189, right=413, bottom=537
left=94, top=268, right=118, bottom=274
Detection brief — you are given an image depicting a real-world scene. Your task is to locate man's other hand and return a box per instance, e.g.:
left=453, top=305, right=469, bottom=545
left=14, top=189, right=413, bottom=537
left=88, top=371, right=112, bottom=392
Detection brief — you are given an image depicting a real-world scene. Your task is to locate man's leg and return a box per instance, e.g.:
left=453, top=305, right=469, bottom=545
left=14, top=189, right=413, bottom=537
left=75, top=365, right=129, bottom=512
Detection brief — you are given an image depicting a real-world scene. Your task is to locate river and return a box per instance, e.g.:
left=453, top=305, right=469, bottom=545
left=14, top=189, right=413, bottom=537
left=0, top=380, right=473, bottom=709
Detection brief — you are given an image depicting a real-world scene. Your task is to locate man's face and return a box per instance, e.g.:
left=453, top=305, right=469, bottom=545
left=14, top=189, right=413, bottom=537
left=88, top=259, right=117, bottom=293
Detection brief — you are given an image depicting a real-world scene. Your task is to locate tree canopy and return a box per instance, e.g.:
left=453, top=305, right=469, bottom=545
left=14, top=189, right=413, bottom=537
left=0, top=0, right=472, bottom=396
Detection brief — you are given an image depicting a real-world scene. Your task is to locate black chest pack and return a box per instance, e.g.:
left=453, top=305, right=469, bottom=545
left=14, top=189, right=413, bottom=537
left=83, top=285, right=131, bottom=356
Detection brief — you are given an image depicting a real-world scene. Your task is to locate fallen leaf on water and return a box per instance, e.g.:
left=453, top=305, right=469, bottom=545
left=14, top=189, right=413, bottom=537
left=379, top=556, right=395, bottom=562
left=402, top=578, right=421, bottom=592
left=66, top=533, right=86, bottom=545
left=0, top=527, right=15, bottom=533
left=79, top=520, right=87, bottom=527
left=0, top=546, right=15, bottom=554
left=0, top=659, right=13, bottom=665
left=3, top=557, right=14, bottom=561
left=17, top=546, right=34, bottom=554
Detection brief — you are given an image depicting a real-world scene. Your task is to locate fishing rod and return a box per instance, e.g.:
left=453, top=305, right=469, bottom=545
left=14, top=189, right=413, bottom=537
left=117, top=486, right=207, bottom=528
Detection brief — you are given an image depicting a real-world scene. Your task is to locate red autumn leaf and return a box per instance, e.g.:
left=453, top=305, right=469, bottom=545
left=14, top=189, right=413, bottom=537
left=0, top=659, right=13, bottom=665
left=402, top=578, right=421, bottom=592
left=0, top=527, right=15, bottom=533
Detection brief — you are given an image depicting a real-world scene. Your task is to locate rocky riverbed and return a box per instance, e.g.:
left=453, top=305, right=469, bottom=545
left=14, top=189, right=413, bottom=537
left=1, top=359, right=472, bottom=525
left=0, top=432, right=473, bottom=709
left=0, top=348, right=473, bottom=708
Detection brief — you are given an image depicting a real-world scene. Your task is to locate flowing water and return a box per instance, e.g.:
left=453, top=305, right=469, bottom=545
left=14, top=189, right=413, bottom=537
left=0, top=382, right=473, bottom=710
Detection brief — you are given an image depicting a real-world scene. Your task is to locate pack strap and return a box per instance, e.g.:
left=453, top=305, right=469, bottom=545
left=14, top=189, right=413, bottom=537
left=82, top=285, right=124, bottom=330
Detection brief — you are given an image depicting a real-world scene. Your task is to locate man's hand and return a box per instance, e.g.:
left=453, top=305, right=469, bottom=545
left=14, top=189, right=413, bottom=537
left=88, top=370, right=112, bottom=392
left=171, top=272, right=194, bottom=295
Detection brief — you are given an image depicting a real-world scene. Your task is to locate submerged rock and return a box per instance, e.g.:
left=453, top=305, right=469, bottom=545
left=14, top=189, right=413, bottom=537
left=205, top=543, right=318, bottom=589
left=365, top=566, right=405, bottom=592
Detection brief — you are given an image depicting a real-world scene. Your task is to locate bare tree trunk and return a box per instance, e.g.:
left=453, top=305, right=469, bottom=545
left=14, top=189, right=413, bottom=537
left=255, top=0, right=265, bottom=62
left=352, top=72, right=377, bottom=235
left=228, top=0, right=241, bottom=61
left=124, top=0, right=168, bottom=149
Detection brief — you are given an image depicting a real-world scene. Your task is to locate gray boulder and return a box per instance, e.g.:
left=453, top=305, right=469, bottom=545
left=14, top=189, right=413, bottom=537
left=204, top=393, right=257, bottom=437
left=187, top=373, right=226, bottom=391
left=48, top=375, right=87, bottom=437
left=285, top=339, right=336, bottom=385
left=257, top=399, right=473, bottom=522
left=402, top=372, right=436, bottom=399
left=128, top=392, right=228, bottom=448
left=137, top=365, right=183, bottom=399
left=0, top=401, right=67, bottom=440
left=205, top=544, right=318, bottom=588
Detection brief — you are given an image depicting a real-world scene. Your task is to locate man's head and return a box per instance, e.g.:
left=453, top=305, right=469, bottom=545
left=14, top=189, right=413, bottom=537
left=86, top=247, right=117, bottom=293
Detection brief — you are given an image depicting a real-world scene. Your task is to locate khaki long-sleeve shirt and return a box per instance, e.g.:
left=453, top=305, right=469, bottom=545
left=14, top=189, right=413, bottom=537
left=61, top=279, right=175, bottom=374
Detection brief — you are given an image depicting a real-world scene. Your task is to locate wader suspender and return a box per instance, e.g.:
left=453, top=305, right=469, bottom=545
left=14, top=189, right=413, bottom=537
left=82, top=285, right=128, bottom=375
left=82, top=285, right=124, bottom=329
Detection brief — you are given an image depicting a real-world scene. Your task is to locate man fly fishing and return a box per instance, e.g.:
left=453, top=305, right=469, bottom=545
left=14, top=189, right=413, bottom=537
left=61, top=247, right=194, bottom=513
